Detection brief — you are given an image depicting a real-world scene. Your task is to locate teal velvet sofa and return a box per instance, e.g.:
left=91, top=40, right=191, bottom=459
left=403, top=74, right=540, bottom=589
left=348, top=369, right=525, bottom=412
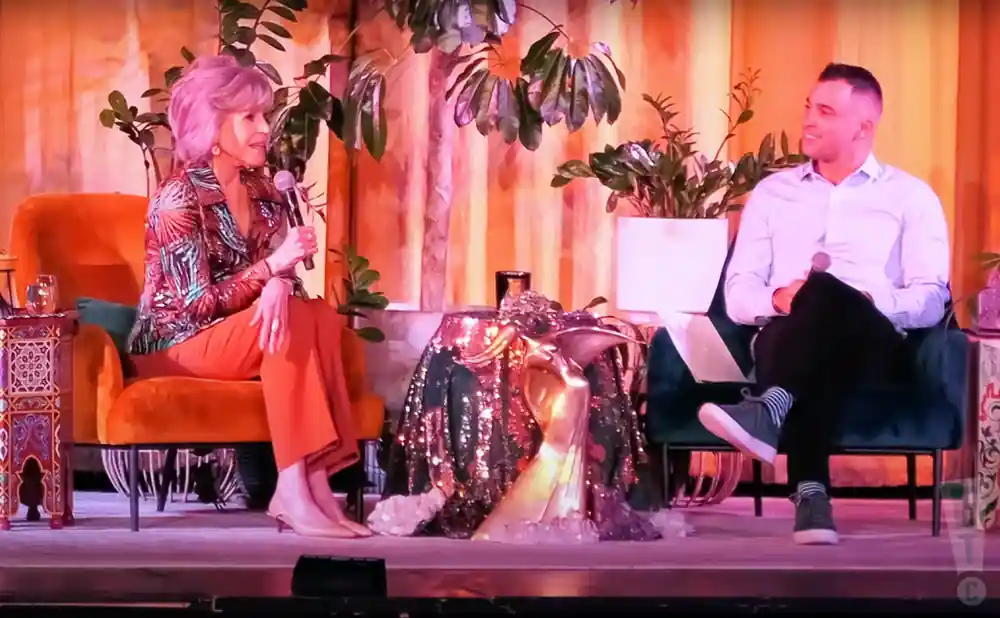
left=644, top=250, right=970, bottom=537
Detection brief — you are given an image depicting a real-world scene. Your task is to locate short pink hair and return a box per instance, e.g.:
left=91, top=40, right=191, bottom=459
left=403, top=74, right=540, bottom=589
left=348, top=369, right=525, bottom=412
left=168, top=55, right=273, bottom=166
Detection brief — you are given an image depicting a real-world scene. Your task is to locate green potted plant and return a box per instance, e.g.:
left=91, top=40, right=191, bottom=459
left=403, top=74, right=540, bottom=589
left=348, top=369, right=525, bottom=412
left=551, top=70, right=807, bottom=314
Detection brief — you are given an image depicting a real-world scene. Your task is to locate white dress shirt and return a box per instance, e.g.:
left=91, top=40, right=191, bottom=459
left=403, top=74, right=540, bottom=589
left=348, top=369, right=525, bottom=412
left=725, top=154, right=951, bottom=330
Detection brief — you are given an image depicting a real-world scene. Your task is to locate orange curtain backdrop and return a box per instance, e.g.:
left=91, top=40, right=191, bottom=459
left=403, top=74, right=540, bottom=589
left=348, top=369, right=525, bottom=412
left=330, top=0, right=1000, bottom=486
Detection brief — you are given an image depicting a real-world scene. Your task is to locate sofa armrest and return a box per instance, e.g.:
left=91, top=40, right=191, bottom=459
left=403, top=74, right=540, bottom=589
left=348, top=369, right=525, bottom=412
left=910, top=326, right=970, bottom=416
left=74, top=323, right=125, bottom=445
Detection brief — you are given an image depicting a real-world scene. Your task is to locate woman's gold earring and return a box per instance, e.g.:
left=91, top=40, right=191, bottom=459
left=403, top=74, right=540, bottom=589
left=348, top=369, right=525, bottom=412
left=211, top=145, right=221, bottom=157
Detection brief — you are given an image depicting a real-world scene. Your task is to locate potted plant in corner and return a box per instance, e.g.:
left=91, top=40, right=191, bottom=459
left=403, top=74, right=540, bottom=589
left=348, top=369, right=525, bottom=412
left=551, top=70, right=807, bottom=314
left=976, top=252, right=1000, bottom=333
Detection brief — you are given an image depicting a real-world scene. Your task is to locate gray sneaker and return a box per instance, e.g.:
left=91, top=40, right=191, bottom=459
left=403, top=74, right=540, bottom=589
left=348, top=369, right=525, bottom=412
left=793, top=493, right=839, bottom=545
left=697, top=390, right=780, bottom=464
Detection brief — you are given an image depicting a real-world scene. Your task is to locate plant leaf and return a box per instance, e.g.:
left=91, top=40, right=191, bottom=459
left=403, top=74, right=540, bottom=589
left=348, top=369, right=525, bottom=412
left=354, top=326, right=386, bottom=343
left=360, top=74, right=388, bottom=160
left=257, top=33, right=287, bottom=52
left=520, top=30, right=559, bottom=75
left=592, top=42, right=626, bottom=90
left=260, top=21, right=292, bottom=39
left=266, top=4, right=298, bottom=21
left=99, top=109, right=115, bottom=128
left=256, top=61, right=283, bottom=84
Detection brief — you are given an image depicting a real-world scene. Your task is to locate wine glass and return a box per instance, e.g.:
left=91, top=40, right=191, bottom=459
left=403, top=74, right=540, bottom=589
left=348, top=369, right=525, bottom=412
left=37, top=274, right=59, bottom=312
left=24, top=283, right=46, bottom=314
left=26, top=274, right=59, bottom=314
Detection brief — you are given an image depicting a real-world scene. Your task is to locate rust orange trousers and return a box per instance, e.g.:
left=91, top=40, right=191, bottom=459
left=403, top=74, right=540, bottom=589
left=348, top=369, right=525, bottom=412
left=130, top=297, right=359, bottom=473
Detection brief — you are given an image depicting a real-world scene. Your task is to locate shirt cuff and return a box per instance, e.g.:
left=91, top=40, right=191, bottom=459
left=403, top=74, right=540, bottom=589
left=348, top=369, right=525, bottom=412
left=868, top=288, right=896, bottom=319
left=750, top=286, right=782, bottom=324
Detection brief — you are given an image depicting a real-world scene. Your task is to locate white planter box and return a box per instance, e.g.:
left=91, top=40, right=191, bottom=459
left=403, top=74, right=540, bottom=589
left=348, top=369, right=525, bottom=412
left=360, top=306, right=444, bottom=423
left=615, top=216, right=729, bottom=314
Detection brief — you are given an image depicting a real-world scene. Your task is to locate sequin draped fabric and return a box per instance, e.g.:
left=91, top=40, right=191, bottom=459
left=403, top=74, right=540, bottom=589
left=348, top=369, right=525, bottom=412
left=382, top=292, right=659, bottom=541
left=129, top=165, right=305, bottom=355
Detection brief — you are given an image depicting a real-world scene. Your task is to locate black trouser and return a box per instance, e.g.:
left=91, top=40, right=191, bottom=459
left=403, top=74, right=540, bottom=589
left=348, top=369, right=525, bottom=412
left=752, top=271, right=915, bottom=488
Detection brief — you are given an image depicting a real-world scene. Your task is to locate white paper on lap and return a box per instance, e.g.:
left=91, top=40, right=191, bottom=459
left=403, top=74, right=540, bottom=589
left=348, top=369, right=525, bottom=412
left=657, top=312, right=753, bottom=384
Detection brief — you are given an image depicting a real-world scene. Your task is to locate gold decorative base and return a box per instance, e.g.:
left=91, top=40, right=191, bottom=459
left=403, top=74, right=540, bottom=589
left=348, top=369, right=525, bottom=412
left=671, top=451, right=745, bottom=507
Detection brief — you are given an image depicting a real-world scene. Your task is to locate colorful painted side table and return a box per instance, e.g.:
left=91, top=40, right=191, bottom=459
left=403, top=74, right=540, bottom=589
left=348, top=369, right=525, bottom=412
left=0, top=311, right=76, bottom=529
left=969, top=332, right=1000, bottom=532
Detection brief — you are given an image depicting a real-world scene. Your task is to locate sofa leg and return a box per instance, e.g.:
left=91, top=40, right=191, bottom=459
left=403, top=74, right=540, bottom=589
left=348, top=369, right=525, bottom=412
left=661, top=444, right=673, bottom=508
left=906, top=453, right=917, bottom=521
left=931, top=448, right=943, bottom=537
left=752, top=459, right=763, bottom=517
left=128, top=446, right=140, bottom=532
left=352, top=442, right=368, bottom=525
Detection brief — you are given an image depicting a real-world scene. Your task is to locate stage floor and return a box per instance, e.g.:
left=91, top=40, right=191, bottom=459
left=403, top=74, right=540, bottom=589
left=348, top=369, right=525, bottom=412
left=0, top=492, right=996, bottom=603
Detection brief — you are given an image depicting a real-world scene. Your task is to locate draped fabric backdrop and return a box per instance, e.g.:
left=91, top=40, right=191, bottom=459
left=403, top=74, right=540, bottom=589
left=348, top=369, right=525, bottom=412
left=1, top=0, right=998, bottom=486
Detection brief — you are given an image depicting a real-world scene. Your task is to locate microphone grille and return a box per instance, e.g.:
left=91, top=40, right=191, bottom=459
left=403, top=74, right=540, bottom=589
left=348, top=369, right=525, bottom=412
left=273, top=170, right=296, bottom=192
left=811, top=251, right=831, bottom=273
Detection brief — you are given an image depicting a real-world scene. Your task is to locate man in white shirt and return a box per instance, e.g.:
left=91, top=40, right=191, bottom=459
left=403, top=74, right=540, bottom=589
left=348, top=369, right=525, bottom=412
left=696, top=63, right=951, bottom=546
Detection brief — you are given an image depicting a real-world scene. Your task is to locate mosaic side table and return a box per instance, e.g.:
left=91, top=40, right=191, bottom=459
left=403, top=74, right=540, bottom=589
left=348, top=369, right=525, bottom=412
left=0, top=311, right=76, bottom=530
left=969, top=332, right=1000, bottom=532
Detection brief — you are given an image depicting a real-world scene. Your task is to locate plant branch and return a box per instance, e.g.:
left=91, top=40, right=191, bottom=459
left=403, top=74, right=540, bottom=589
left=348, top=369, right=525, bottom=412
left=251, top=0, right=272, bottom=33
left=333, top=5, right=383, bottom=55
left=516, top=2, right=570, bottom=42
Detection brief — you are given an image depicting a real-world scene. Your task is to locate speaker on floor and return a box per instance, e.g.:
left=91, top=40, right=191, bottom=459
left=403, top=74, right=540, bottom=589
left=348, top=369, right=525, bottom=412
left=290, top=555, right=387, bottom=598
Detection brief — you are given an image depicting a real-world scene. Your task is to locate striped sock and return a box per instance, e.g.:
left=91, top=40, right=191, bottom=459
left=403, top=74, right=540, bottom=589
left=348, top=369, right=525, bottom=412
left=760, top=386, right=794, bottom=426
left=797, top=481, right=827, bottom=499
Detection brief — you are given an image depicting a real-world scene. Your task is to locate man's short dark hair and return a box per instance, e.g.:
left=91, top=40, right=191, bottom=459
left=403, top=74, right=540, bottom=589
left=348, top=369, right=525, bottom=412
left=818, top=63, right=883, bottom=106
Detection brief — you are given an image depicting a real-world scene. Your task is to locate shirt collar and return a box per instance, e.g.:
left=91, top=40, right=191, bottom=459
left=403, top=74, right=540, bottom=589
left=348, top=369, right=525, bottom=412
left=798, top=152, right=883, bottom=183
left=184, top=164, right=282, bottom=206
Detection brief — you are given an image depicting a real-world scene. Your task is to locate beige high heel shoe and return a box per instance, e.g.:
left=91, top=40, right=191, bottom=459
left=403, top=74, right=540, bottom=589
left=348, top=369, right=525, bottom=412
left=267, top=497, right=362, bottom=539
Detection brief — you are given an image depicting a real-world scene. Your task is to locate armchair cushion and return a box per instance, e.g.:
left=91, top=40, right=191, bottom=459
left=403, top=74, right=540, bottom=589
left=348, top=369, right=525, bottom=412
left=646, top=327, right=968, bottom=452
left=103, top=377, right=385, bottom=446
left=644, top=242, right=969, bottom=453
left=77, top=296, right=137, bottom=374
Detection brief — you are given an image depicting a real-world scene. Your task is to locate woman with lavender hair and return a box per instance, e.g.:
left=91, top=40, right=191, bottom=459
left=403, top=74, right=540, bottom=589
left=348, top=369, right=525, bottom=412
left=126, top=55, right=371, bottom=539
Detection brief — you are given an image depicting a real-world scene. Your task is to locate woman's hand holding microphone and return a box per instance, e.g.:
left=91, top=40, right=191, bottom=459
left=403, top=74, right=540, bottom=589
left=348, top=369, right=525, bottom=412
left=255, top=226, right=318, bottom=353
left=265, top=225, right=319, bottom=275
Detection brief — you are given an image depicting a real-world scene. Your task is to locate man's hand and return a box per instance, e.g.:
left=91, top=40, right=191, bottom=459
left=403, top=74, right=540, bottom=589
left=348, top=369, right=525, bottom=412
left=772, top=279, right=806, bottom=315
left=251, top=278, right=294, bottom=354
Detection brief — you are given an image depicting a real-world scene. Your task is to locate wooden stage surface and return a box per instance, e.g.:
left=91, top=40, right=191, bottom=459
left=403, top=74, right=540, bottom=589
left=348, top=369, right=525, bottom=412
left=0, top=492, right=997, bottom=604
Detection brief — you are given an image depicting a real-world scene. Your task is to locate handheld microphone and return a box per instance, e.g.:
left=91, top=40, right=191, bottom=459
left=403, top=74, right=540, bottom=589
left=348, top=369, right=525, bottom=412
left=811, top=251, right=831, bottom=273
left=273, top=170, right=314, bottom=271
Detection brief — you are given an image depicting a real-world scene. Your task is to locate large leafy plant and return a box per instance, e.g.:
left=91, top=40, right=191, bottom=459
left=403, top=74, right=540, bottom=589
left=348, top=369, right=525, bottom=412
left=101, top=0, right=631, bottom=175
left=551, top=70, right=808, bottom=218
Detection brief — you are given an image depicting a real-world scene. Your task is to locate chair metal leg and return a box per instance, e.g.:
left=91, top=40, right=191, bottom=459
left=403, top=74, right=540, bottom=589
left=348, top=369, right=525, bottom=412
left=662, top=444, right=673, bottom=508
left=752, top=459, right=763, bottom=517
left=156, top=448, right=178, bottom=513
left=128, top=445, right=140, bottom=532
left=932, top=448, right=943, bottom=537
left=906, top=453, right=917, bottom=521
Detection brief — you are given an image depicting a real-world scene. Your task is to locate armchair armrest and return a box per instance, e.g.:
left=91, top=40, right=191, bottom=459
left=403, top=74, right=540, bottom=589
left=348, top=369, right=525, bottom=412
left=73, top=323, right=125, bottom=445
left=909, top=326, right=970, bottom=415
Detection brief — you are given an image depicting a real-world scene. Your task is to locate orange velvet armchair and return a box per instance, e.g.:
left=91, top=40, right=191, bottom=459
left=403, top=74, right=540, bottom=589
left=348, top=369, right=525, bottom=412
left=10, top=193, right=385, bottom=530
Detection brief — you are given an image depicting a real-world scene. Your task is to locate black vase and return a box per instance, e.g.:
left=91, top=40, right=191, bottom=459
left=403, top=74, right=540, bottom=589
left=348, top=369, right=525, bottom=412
left=494, top=271, right=531, bottom=308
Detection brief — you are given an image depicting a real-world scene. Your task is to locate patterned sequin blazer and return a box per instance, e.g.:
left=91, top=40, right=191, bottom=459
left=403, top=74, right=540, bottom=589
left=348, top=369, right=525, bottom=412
left=128, top=165, right=304, bottom=355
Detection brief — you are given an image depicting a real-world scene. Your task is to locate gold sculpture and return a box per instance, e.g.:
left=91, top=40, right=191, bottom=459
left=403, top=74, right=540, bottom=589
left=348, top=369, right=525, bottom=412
left=463, top=323, right=634, bottom=541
